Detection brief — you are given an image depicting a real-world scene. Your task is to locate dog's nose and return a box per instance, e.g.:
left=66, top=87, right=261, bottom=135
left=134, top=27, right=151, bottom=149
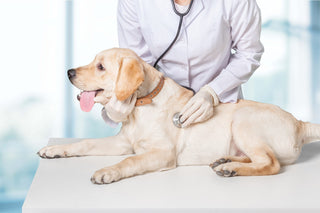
left=68, top=69, right=76, bottom=79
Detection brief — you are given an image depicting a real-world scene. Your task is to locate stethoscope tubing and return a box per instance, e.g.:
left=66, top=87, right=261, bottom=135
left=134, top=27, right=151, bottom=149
left=153, top=16, right=183, bottom=68
left=170, top=0, right=195, bottom=17
left=153, top=0, right=195, bottom=68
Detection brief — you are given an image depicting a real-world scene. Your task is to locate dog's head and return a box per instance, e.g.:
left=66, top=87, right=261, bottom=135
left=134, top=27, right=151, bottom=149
left=68, top=48, right=145, bottom=110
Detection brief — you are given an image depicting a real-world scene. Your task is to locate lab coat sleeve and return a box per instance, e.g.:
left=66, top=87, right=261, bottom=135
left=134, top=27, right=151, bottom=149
left=117, top=0, right=153, bottom=64
left=208, top=0, right=264, bottom=103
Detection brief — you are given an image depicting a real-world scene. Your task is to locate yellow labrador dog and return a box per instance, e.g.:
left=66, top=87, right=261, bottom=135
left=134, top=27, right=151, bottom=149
left=38, top=48, right=320, bottom=184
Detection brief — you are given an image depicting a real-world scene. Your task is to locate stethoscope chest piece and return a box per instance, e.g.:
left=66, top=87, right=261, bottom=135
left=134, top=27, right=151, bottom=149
left=173, top=112, right=183, bottom=128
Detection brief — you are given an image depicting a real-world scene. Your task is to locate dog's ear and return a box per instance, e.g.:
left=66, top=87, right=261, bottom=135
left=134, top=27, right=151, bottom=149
left=114, top=57, right=144, bottom=101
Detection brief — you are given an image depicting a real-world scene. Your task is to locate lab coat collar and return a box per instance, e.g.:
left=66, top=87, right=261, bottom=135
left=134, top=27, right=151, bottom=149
left=184, top=0, right=204, bottom=28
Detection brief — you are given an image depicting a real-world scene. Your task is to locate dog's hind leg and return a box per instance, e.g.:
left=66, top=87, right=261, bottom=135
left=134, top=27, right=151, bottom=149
left=212, top=145, right=280, bottom=177
left=210, top=156, right=251, bottom=170
left=211, top=106, right=282, bottom=177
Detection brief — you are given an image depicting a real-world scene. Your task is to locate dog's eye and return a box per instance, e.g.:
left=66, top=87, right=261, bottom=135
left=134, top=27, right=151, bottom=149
left=97, top=63, right=105, bottom=71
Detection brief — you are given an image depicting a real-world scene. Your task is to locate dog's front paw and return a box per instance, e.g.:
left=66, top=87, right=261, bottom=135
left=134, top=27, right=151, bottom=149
left=37, top=145, right=69, bottom=159
left=91, top=167, right=121, bottom=184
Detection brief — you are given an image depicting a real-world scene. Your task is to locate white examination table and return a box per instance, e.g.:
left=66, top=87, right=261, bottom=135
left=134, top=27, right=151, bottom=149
left=23, top=138, right=320, bottom=213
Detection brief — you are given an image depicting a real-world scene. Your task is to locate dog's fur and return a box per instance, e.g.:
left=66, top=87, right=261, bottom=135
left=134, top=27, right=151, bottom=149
left=38, top=48, right=320, bottom=183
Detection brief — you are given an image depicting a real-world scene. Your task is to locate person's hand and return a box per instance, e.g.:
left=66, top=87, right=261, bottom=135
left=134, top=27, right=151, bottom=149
left=93, top=91, right=111, bottom=105
left=104, top=93, right=137, bottom=123
left=94, top=92, right=119, bottom=127
left=180, top=85, right=219, bottom=128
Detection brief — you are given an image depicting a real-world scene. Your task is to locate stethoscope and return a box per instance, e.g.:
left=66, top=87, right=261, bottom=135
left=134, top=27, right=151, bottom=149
left=153, top=0, right=195, bottom=69
left=153, top=0, right=195, bottom=128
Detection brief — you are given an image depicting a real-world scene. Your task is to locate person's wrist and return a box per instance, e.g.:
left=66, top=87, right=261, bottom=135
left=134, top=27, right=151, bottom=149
left=201, top=85, right=220, bottom=106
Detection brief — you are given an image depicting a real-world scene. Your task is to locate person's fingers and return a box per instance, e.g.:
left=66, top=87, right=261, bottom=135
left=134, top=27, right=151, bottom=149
left=109, top=93, right=117, bottom=105
left=128, top=93, right=138, bottom=111
left=94, top=96, right=110, bottom=105
left=94, top=96, right=104, bottom=103
left=105, top=92, right=138, bottom=122
left=123, top=94, right=133, bottom=104
left=130, top=93, right=137, bottom=103
left=192, top=107, right=209, bottom=124
left=105, top=103, right=114, bottom=114
left=123, top=92, right=137, bottom=105
left=180, top=101, right=201, bottom=123
left=180, top=97, right=196, bottom=116
left=181, top=106, right=205, bottom=128
left=106, top=94, right=118, bottom=111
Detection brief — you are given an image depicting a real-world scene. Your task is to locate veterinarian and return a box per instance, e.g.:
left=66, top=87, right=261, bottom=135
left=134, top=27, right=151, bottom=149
left=101, top=0, right=264, bottom=128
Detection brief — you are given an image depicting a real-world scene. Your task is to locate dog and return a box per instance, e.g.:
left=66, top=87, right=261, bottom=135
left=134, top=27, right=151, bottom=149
left=38, top=48, right=320, bottom=184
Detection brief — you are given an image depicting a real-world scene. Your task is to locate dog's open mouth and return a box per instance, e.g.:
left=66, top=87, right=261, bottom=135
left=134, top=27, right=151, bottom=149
left=77, top=89, right=104, bottom=112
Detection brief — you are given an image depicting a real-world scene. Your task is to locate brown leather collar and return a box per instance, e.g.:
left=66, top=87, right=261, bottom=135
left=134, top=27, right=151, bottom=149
left=135, top=76, right=165, bottom=106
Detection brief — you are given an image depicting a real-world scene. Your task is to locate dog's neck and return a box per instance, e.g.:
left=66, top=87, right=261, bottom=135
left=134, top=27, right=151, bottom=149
left=136, top=61, right=164, bottom=98
left=124, top=60, right=194, bottom=127
left=135, top=60, right=194, bottom=109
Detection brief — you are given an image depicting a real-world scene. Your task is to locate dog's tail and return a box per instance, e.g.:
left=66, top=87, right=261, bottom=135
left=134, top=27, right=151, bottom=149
left=300, top=121, right=320, bottom=144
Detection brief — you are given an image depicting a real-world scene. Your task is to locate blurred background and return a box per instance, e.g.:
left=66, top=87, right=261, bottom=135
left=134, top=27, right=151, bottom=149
left=0, top=0, right=319, bottom=212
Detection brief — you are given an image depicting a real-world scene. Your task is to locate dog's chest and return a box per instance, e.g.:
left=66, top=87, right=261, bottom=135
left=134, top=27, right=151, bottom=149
left=123, top=107, right=179, bottom=153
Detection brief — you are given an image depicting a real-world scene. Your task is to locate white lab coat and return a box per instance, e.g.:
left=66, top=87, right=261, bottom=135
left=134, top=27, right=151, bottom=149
left=117, top=0, right=264, bottom=103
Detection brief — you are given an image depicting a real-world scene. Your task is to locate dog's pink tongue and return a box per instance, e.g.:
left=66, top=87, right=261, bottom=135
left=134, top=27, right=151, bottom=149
left=80, top=91, right=95, bottom=112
